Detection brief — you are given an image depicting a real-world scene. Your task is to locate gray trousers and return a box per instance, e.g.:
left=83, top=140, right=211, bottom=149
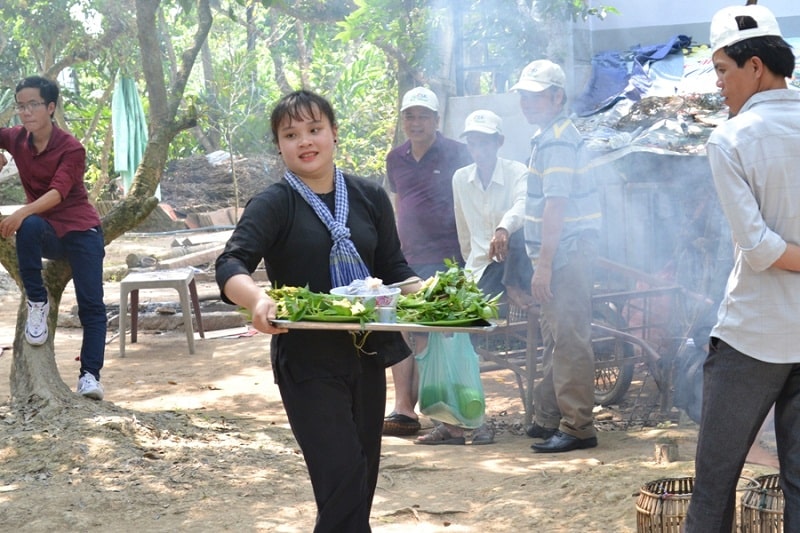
left=533, top=238, right=597, bottom=439
left=684, top=338, right=800, bottom=532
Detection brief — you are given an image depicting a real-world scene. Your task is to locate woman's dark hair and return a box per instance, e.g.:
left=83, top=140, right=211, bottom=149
left=270, top=90, right=337, bottom=144
left=724, top=35, right=795, bottom=78
left=15, top=76, right=60, bottom=117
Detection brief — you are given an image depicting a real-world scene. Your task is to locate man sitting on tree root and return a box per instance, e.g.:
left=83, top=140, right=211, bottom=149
left=0, top=75, right=106, bottom=401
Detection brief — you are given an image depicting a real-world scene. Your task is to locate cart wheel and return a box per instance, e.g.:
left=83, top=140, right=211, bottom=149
left=592, top=301, right=635, bottom=405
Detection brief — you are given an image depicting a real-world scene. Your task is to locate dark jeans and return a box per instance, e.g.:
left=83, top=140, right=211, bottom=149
left=16, top=215, right=106, bottom=379
left=501, top=229, right=533, bottom=293
left=478, top=230, right=532, bottom=318
left=684, top=338, right=800, bottom=532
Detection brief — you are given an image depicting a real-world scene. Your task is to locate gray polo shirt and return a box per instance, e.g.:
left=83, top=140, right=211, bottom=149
left=524, top=113, right=602, bottom=271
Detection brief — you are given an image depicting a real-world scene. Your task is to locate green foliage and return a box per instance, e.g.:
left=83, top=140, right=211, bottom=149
left=457, top=0, right=546, bottom=92
left=62, top=85, right=112, bottom=187
left=536, top=0, right=619, bottom=22
left=0, top=89, right=14, bottom=115
left=178, top=6, right=395, bottom=177
left=2, top=0, right=619, bottom=198
left=306, top=40, right=395, bottom=176
left=336, top=0, right=430, bottom=76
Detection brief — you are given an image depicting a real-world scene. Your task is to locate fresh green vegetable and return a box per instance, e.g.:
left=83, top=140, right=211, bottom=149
left=266, top=261, right=499, bottom=325
left=267, top=285, right=377, bottom=324
left=396, top=259, right=500, bottom=323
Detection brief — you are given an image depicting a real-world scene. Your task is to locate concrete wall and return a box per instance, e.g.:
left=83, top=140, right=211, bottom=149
left=443, top=92, right=533, bottom=164
left=565, top=2, right=800, bottom=100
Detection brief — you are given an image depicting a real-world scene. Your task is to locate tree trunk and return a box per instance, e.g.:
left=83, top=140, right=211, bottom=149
left=11, top=297, right=74, bottom=411
left=9, top=258, right=73, bottom=412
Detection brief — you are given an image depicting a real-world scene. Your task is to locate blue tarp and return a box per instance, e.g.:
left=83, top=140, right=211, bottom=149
left=573, top=35, right=693, bottom=117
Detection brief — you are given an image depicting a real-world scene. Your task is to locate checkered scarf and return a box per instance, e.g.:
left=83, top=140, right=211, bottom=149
left=284, top=167, right=371, bottom=288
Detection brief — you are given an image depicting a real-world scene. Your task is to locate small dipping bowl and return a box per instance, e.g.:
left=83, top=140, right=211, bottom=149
left=330, top=286, right=401, bottom=322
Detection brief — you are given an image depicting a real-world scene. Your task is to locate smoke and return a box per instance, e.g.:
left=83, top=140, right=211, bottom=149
left=435, top=4, right=752, bottom=421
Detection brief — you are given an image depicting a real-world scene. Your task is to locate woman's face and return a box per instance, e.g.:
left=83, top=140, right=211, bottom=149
left=276, top=105, right=337, bottom=183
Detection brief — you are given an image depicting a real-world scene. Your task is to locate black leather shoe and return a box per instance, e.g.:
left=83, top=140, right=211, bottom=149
left=530, top=430, right=598, bottom=453
left=526, top=423, right=556, bottom=440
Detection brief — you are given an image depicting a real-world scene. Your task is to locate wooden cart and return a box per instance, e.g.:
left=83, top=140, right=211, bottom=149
left=472, top=256, right=714, bottom=425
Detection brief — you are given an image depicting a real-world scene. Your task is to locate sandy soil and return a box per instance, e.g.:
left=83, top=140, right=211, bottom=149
left=0, top=244, right=780, bottom=532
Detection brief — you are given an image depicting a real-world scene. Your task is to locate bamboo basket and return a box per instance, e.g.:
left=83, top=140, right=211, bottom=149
left=636, top=477, right=695, bottom=533
left=740, top=474, right=784, bottom=533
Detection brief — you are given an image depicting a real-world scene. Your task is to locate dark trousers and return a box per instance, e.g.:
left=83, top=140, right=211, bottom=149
left=277, top=354, right=386, bottom=533
left=16, top=215, right=106, bottom=379
left=685, top=339, right=800, bottom=532
left=478, top=230, right=533, bottom=318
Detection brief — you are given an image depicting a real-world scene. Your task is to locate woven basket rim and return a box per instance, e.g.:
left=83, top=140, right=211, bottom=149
left=740, top=473, right=784, bottom=512
left=639, top=477, right=695, bottom=499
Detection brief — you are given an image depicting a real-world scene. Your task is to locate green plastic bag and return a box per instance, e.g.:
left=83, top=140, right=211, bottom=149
left=415, top=332, right=485, bottom=428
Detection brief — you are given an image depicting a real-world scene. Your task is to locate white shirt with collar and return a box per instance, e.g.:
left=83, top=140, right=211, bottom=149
left=452, top=157, right=527, bottom=281
left=708, top=88, right=800, bottom=363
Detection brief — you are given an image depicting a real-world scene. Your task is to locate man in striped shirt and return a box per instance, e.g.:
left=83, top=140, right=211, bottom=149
left=512, top=59, right=603, bottom=453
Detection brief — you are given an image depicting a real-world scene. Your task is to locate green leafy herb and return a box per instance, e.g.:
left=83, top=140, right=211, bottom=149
left=267, top=285, right=377, bottom=325
left=396, top=259, right=501, bottom=323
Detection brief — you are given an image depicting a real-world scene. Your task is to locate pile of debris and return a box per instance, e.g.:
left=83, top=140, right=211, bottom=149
left=157, top=152, right=284, bottom=228
left=575, top=93, right=728, bottom=158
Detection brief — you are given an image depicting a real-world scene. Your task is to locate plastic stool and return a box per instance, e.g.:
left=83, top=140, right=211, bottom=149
left=119, top=268, right=205, bottom=357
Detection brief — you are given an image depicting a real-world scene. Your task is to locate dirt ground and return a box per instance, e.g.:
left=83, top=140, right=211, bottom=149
left=0, top=237, right=780, bottom=533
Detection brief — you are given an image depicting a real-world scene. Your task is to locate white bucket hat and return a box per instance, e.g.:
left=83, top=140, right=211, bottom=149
left=510, top=59, right=566, bottom=93
left=460, top=110, right=503, bottom=137
left=710, top=4, right=783, bottom=54
left=400, top=87, right=439, bottom=112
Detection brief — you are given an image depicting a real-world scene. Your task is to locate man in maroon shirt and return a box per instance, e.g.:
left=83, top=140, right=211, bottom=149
left=0, top=76, right=106, bottom=400
left=382, top=87, right=471, bottom=436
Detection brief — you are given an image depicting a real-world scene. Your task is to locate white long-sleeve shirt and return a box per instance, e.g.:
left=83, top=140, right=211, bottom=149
left=708, top=89, right=800, bottom=363
left=452, top=157, right=527, bottom=281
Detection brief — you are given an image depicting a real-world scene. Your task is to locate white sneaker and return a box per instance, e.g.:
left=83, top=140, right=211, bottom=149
left=77, top=373, right=104, bottom=400
left=25, top=299, right=49, bottom=346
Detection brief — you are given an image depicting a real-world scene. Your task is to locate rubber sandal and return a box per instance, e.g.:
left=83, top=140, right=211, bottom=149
left=470, top=423, right=495, bottom=445
left=414, top=424, right=466, bottom=445
left=383, top=412, right=421, bottom=436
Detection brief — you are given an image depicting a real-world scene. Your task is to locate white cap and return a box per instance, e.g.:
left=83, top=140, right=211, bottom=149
left=400, top=87, right=439, bottom=112
left=460, top=110, right=503, bottom=137
left=710, top=4, right=783, bottom=54
left=510, top=59, right=566, bottom=93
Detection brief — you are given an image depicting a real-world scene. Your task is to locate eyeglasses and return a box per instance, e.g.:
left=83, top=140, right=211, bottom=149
left=14, top=101, right=47, bottom=114
left=402, top=112, right=435, bottom=122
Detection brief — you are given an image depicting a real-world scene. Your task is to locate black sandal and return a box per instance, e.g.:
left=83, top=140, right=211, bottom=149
left=382, top=412, right=421, bottom=436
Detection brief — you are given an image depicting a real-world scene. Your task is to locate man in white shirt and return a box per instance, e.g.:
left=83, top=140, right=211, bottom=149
left=452, top=110, right=528, bottom=307
left=415, top=110, right=527, bottom=446
left=685, top=5, right=800, bottom=531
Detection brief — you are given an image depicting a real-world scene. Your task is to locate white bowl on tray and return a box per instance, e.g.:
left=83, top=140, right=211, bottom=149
left=329, top=285, right=401, bottom=308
